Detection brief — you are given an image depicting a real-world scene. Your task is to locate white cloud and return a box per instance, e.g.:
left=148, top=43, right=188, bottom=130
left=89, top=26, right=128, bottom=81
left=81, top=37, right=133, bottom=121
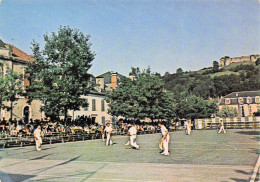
left=0, top=0, right=2, bottom=6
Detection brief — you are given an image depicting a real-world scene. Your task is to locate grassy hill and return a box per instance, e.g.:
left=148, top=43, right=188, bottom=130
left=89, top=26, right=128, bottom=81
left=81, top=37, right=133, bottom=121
left=196, top=62, right=258, bottom=77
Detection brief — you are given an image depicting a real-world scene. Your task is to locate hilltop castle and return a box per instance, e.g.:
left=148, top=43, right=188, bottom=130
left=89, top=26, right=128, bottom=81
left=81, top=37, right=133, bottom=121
left=219, top=54, right=260, bottom=68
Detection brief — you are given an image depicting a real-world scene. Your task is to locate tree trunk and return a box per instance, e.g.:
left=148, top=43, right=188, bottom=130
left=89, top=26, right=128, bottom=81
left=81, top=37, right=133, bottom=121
left=0, top=101, right=1, bottom=120
left=64, top=108, right=68, bottom=123
left=10, top=101, right=13, bottom=121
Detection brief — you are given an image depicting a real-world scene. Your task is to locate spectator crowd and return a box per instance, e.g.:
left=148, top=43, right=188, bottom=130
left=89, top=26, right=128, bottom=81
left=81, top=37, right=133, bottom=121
left=0, top=115, right=183, bottom=138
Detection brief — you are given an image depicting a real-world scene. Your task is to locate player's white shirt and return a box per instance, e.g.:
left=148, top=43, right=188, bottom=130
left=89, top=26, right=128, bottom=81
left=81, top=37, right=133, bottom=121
left=128, top=126, right=137, bottom=135
left=161, top=125, right=168, bottom=136
left=104, top=126, right=112, bottom=133
left=34, top=128, right=41, bottom=138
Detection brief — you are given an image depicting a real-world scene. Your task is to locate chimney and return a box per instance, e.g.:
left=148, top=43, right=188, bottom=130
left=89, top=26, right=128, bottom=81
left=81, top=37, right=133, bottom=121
left=111, top=72, right=118, bottom=89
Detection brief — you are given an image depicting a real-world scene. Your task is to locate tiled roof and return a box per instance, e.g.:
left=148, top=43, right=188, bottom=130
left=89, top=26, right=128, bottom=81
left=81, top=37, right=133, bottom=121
left=0, top=39, right=34, bottom=62
left=96, top=71, right=125, bottom=84
left=0, top=39, right=5, bottom=48
left=7, top=44, right=34, bottom=62
left=224, top=91, right=260, bottom=98
left=219, top=90, right=260, bottom=105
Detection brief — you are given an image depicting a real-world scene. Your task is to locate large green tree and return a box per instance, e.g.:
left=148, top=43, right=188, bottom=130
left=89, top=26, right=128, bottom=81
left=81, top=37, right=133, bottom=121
left=106, top=67, right=175, bottom=121
left=217, top=106, right=238, bottom=118
left=0, top=64, right=23, bottom=120
left=26, top=26, right=95, bottom=120
left=175, top=93, right=217, bottom=120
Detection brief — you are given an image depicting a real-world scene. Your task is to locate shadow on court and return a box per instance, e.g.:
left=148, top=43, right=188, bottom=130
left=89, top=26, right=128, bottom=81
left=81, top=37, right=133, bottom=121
left=230, top=177, right=248, bottom=182
left=228, top=166, right=253, bottom=181
left=0, top=171, right=36, bottom=182
left=235, top=130, right=259, bottom=135
left=30, top=155, right=81, bottom=174
left=30, top=153, right=53, bottom=160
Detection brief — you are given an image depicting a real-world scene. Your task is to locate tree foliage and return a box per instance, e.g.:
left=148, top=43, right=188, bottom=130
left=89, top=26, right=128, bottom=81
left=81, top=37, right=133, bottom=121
left=217, top=106, right=238, bottom=117
left=0, top=64, right=23, bottom=119
left=212, top=61, right=219, bottom=72
left=175, top=93, right=217, bottom=120
left=106, top=67, right=175, bottom=121
left=26, top=26, right=95, bottom=120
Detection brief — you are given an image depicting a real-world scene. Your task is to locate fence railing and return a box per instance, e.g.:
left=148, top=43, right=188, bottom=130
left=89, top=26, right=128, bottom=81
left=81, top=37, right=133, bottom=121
left=195, top=117, right=260, bottom=129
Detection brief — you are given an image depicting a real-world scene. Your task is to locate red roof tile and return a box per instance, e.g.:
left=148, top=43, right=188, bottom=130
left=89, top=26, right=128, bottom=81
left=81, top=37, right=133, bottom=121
left=6, top=44, right=34, bottom=62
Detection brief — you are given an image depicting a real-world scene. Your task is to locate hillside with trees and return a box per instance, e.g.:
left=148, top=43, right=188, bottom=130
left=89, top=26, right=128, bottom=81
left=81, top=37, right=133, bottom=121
left=163, top=61, right=260, bottom=100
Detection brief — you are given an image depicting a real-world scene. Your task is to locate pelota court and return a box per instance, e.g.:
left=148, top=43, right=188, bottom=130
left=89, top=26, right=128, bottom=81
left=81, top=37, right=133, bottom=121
left=0, top=129, right=259, bottom=182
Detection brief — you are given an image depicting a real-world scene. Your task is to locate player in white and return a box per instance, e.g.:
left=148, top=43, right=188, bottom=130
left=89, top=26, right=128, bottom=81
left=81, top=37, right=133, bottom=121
left=218, top=119, right=226, bottom=134
left=128, top=124, right=140, bottom=150
left=104, top=122, right=113, bottom=145
left=34, top=125, right=43, bottom=151
left=186, top=120, right=192, bottom=136
left=158, top=123, right=170, bottom=156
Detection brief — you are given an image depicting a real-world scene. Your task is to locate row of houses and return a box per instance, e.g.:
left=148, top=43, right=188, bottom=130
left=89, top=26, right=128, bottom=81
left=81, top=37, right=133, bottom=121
left=0, top=39, right=259, bottom=124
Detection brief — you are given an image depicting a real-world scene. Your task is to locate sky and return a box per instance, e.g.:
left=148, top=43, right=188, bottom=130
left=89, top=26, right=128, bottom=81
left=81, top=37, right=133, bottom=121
left=0, top=0, right=259, bottom=76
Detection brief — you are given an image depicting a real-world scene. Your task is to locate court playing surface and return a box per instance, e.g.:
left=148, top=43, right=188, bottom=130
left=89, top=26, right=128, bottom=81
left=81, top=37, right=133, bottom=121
left=0, top=129, right=259, bottom=182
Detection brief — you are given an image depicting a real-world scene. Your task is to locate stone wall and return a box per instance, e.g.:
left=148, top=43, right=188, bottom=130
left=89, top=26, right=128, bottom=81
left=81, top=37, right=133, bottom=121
left=219, top=54, right=260, bottom=67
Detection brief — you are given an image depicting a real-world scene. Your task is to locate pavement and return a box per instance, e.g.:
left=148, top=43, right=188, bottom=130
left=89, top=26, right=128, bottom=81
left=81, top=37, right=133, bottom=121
left=0, top=129, right=259, bottom=182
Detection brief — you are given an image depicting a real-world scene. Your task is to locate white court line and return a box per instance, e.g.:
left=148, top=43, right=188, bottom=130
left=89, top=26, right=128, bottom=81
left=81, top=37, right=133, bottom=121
left=137, top=141, right=257, bottom=145
left=3, top=158, right=254, bottom=169
left=88, top=177, right=158, bottom=182
left=224, top=144, right=237, bottom=150
left=250, top=155, right=260, bottom=182
left=55, top=146, right=253, bottom=151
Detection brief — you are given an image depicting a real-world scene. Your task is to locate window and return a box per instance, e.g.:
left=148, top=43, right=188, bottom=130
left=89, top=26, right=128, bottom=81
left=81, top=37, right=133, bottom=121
left=225, top=98, right=230, bottom=105
left=255, top=96, right=260, bottom=103
left=246, top=97, right=252, bottom=104
left=238, top=97, right=244, bottom=104
left=23, top=69, right=30, bottom=90
left=102, top=117, right=106, bottom=125
left=83, top=99, right=88, bottom=111
left=101, top=100, right=105, bottom=112
left=92, top=99, right=96, bottom=111
left=248, top=105, right=252, bottom=116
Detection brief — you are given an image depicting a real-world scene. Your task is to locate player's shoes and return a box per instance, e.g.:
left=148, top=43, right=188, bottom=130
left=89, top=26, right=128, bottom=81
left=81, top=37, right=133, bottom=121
left=125, top=141, right=130, bottom=146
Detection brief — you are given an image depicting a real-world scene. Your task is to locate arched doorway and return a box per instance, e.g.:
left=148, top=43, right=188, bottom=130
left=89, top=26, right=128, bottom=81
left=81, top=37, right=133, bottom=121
left=23, top=106, right=30, bottom=122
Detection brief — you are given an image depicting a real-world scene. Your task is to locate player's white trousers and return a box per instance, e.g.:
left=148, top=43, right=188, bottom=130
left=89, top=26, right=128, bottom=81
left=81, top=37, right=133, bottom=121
left=130, top=135, right=139, bottom=148
left=106, top=133, right=113, bottom=145
left=218, top=126, right=226, bottom=133
left=35, top=137, right=42, bottom=150
left=187, top=127, right=191, bottom=135
left=163, top=134, right=170, bottom=154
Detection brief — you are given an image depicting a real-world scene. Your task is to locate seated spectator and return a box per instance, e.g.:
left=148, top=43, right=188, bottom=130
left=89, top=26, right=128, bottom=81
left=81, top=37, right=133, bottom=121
left=16, top=121, right=23, bottom=133
left=10, top=123, right=17, bottom=136
left=84, top=125, right=90, bottom=133
left=23, top=124, right=31, bottom=135
left=29, top=123, right=34, bottom=133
